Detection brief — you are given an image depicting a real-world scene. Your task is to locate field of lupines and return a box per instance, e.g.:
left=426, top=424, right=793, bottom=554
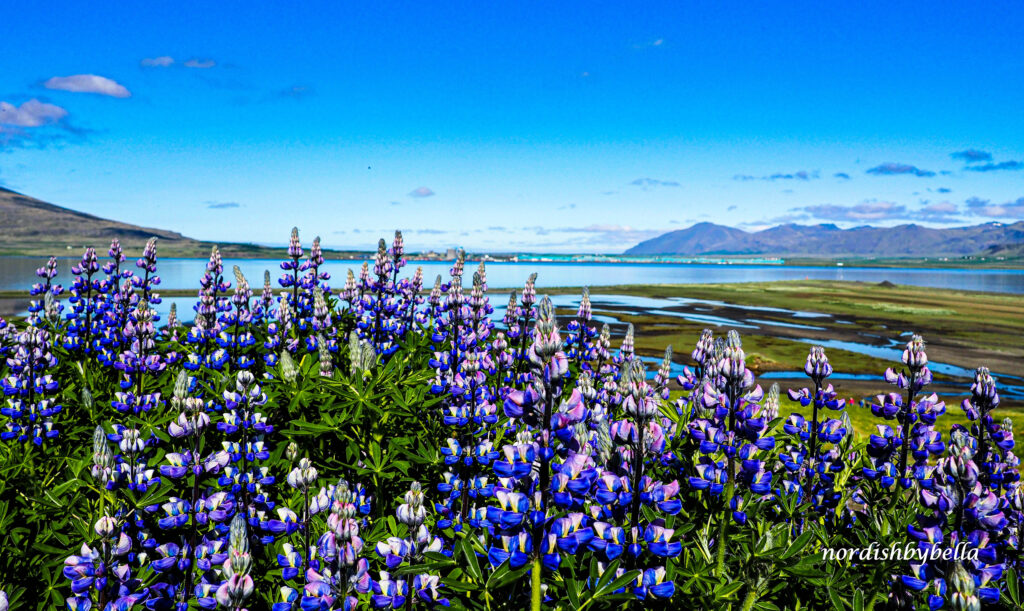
left=0, top=229, right=1020, bottom=611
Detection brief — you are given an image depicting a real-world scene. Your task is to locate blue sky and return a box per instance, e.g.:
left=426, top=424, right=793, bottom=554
left=1, top=1, right=1023, bottom=253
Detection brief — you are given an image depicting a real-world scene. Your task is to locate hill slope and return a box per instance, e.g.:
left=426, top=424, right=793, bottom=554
left=626, top=221, right=1024, bottom=257
left=0, top=187, right=369, bottom=259
left=0, top=186, right=201, bottom=254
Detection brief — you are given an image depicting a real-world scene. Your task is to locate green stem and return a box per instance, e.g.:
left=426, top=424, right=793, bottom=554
left=740, top=587, right=759, bottom=611
left=715, top=479, right=734, bottom=577
left=531, top=556, right=543, bottom=611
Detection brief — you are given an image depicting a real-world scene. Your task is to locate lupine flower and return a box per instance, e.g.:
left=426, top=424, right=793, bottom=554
left=218, top=514, right=256, bottom=607
left=2, top=326, right=62, bottom=445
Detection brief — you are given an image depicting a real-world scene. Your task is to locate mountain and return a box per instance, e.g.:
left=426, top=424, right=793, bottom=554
left=0, top=187, right=363, bottom=259
left=625, top=221, right=1024, bottom=257
left=0, top=186, right=200, bottom=253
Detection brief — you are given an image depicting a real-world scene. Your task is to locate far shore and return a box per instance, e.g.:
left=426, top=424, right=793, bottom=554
left=0, top=251, right=1020, bottom=270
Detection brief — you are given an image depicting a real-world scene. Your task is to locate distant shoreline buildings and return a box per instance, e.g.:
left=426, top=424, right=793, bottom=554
left=409, top=251, right=785, bottom=265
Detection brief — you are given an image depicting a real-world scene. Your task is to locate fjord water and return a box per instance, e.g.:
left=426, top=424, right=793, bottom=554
left=2, top=256, right=1023, bottom=294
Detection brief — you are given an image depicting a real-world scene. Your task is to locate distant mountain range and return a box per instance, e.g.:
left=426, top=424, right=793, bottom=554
left=626, top=221, right=1024, bottom=258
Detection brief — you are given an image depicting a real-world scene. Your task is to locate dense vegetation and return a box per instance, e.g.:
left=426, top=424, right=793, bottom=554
left=0, top=230, right=1019, bottom=611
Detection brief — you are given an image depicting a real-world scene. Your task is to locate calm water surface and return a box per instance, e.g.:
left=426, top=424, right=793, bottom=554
left=2, top=257, right=1022, bottom=293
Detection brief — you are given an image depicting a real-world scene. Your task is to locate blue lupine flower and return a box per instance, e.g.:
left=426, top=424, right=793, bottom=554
left=1, top=326, right=62, bottom=445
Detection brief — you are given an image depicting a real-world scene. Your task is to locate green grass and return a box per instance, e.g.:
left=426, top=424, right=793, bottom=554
left=548, top=280, right=1024, bottom=415
left=665, top=389, right=1024, bottom=441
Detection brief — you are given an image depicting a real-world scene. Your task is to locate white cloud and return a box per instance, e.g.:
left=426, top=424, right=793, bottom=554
left=141, top=56, right=175, bottom=67
left=966, top=196, right=1024, bottom=219
left=0, top=99, right=68, bottom=127
left=44, top=75, right=131, bottom=98
left=409, top=186, right=435, bottom=198
left=184, top=58, right=216, bottom=69
left=549, top=224, right=664, bottom=245
left=634, top=38, right=665, bottom=49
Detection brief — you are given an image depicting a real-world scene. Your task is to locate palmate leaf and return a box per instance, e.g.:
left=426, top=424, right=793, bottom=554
left=714, top=580, right=744, bottom=600
left=486, top=561, right=530, bottom=590
left=593, top=570, right=642, bottom=599
left=458, top=537, right=485, bottom=583
left=1006, top=567, right=1021, bottom=608
left=779, top=529, right=816, bottom=560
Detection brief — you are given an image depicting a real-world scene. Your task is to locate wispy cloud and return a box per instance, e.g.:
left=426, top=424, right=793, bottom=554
left=0, top=99, right=68, bottom=127
left=799, top=200, right=908, bottom=222
left=0, top=99, right=84, bottom=150
left=409, top=186, right=435, bottom=198
left=140, top=56, right=174, bottom=68
left=733, top=170, right=819, bottom=182
left=964, top=160, right=1024, bottom=173
left=833, top=172, right=851, bottom=180
left=918, top=201, right=959, bottom=221
left=141, top=56, right=217, bottom=69
left=935, top=187, right=952, bottom=193
left=205, top=201, right=240, bottom=209
left=951, top=149, right=992, bottom=163
left=966, top=196, right=1024, bottom=219
left=630, top=177, right=679, bottom=189
left=633, top=38, right=665, bottom=49
left=275, top=85, right=315, bottom=100
left=546, top=224, right=664, bottom=245
left=866, top=162, right=935, bottom=177
left=739, top=213, right=811, bottom=227
left=184, top=58, right=217, bottom=69
left=43, top=74, right=131, bottom=98
left=753, top=199, right=960, bottom=225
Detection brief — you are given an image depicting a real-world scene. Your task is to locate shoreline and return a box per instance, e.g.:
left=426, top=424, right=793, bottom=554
left=0, top=252, right=1020, bottom=271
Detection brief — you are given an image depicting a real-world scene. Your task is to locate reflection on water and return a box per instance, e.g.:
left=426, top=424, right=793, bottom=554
left=2, top=256, right=1023, bottom=293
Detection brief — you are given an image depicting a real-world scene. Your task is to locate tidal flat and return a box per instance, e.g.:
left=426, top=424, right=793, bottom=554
left=542, top=280, right=1024, bottom=434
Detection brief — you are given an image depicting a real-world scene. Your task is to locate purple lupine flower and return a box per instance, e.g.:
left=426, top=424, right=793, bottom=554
left=298, top=479, right=372, bottom=610
left=1, top=326, right=63, bottom=445
left=64, top=247, right=105, bottom=354
left=871, top=334, right=936, bottom=488
left=216, top=265, right=258, bottom=369
left=783, top=346, right=849, bottom=511
left=902, top=429, right=1008, bottom=609
left=27, top=256, right=63, bottom=326
left=216, top=514, right=255, bottom=608
left=566, top=287, right=597, bottom=368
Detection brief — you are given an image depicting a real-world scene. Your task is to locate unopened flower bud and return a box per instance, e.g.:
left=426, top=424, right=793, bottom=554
left=764, top=383, right=780, bottom=420
left=318, top=334, right=333, bottom=378
left=804, top=345, right=832, bottom=381
left=949, top=563, right=979, bottom=611
left=902, top=334, right=928, bottom=370
left=692, top=329, right=714, bottom=367
left=398, top=481, right=427, bottom=527
left=280, top=350, right=298, bottom=383
left=94, top=516, right=117, bottom=538
left=228, top=513, right=250, bottom=556
left=577, top=287, right=592, bottom=321
left=721, top=330, right=747, bottom=383
left=621, top=324, right=635, bottom=358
